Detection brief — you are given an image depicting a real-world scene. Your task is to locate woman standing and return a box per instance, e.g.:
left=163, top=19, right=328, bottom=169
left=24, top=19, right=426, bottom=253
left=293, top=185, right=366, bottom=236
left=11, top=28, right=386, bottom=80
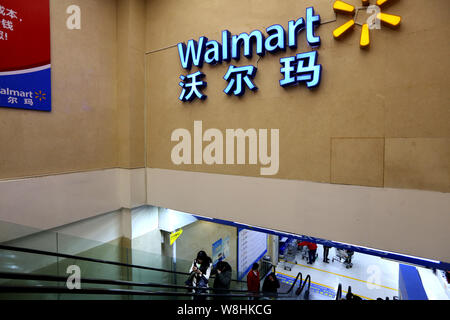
left=188, top=250, right=212, bottom=300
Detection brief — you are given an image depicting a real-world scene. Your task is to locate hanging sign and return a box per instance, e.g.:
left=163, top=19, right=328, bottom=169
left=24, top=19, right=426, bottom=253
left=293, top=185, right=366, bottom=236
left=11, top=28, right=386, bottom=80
left=170, top=229, right=183, bottom=245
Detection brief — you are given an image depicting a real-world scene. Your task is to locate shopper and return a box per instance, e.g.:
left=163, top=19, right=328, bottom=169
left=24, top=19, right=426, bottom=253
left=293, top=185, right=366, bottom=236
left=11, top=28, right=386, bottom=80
left=188, top=250, right=212, bottom=300
left=323, top=245, right=331, bottom=263
left=344, top=250, right=354, bottom=265
left=262, top=272, right=280, bottom=297
left=212, top=260, right=232, bottom=299
left=298, top=241, right=318, bottom=264
left=246, top=263, right=260, bottom=299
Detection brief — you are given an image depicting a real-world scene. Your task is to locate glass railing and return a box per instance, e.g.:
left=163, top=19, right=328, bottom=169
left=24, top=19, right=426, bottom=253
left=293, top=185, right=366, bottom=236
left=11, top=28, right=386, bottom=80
left=0, top=226, right=57, bottom=299
left=0, top=219, right=249, bottom=300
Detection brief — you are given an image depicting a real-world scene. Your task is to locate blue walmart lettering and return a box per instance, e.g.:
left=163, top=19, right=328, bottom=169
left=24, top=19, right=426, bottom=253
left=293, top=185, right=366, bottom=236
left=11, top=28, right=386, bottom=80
left=177, top=7, right=322, bottom=101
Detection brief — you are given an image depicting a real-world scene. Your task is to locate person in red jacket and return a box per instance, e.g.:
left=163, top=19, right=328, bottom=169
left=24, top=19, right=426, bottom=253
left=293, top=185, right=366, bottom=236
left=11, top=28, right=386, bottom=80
left=298, top=241, right=318, bottom=265
left=247, top=263, right=260, bottom=299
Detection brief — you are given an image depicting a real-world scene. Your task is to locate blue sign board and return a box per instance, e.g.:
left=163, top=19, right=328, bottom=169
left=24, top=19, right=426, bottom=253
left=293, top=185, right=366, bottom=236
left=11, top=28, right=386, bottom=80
left=212, top=238, right=223, bottom=266
left=0, top=66, right=51, bottom=111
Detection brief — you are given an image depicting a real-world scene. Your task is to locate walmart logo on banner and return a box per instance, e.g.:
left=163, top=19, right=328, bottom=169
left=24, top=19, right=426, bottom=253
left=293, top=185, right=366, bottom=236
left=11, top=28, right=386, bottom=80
left=0, top=65, right=51, bottom=111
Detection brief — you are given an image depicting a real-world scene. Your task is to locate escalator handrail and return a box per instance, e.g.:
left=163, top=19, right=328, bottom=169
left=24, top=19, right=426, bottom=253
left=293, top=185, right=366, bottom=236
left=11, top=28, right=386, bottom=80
left=303, top=274, right=311, bottom=294
left=0, top=244, right=246, bottom=283
left=295, top=274, right=311, bottom=296
left=0, top=245, right=303, bottom=296
left=285, top=271, right=302, bottom=294
left=262, top=264, right=303, bottom=296
left=0, top=271, right=251, bottom=294
left=0, top=268, right=301, bottom=297
left=0, top=284, right=299, bottom=299
left=336, top=283, right=342, bottom=300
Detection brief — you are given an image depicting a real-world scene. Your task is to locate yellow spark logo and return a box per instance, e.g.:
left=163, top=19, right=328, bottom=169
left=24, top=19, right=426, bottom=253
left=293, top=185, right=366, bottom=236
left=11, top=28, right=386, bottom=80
left=34, top=90, right=46, bottom=101
left=332, top=0, right=402, bottom=48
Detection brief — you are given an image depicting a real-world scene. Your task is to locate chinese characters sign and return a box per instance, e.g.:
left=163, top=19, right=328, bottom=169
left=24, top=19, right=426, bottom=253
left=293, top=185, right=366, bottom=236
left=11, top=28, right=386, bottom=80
left=177, top=7, right=322, bottom=102
left=0, top=0, right=51, bottom=111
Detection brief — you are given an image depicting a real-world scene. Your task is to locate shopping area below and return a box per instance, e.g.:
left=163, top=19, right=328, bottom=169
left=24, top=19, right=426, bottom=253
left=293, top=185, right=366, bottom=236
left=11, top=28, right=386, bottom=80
left=0, top=205, right=448, bottom=300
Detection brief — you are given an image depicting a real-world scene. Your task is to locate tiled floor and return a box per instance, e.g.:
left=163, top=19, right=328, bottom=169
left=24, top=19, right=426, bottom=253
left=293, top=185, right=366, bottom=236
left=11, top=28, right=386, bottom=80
left=276, top=246, right=400, bottom=300
left=416, top=267, right=449, bottom=300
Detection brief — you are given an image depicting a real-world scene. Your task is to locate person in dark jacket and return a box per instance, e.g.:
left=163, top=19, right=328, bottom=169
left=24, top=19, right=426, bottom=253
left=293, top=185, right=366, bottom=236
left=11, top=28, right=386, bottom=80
left=212, top=260, right=232, bottom=299
left=323, top=245, right=331, bottom=263
left=262, top=272, right=280, bottom=297
left=298, top=241, right=318, bottom=264
left=247, top=263, right=260, bottom=299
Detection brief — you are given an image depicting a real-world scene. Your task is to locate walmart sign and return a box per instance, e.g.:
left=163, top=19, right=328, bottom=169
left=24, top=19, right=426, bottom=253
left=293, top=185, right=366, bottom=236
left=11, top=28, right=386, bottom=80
left=177, top=7, right=322, bottom=101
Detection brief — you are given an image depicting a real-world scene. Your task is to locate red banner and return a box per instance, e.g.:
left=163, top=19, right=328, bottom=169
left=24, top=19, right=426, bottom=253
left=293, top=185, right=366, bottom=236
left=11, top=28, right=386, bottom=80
left=0, top=0, right=50, bottom=71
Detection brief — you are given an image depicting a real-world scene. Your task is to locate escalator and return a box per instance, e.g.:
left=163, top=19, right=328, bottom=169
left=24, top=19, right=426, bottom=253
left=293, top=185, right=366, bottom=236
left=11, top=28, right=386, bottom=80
left=0, top=244, right=314, bottom=300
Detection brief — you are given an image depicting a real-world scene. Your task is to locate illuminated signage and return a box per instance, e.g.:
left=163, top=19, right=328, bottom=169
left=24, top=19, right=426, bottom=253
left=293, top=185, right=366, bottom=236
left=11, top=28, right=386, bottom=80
left=177, top=1, right=402, bottom=102
left=177, top=7, right=322, bottom=101
left=332, top=0, right=401, bottom=48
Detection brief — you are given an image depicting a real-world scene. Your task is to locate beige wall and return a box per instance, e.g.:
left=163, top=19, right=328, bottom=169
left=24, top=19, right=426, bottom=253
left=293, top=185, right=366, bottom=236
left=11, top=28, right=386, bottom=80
left=147, top=168, right=450, bottom=262
left=0, top=0, right=447, bottom=200
left=0, top=0, right=118, bottom=179
left=0, top=0, right=448, bottom=263
left=145, top=0, right=450, bottom=193
left=0, top=168, right=146, bottom=230
left=0, top=1, right=148, bottom=231
left=174, top=220, right=238, bottom=272
left=0, top=0, right=147, bottom=179
left=117, top=0, right=146, bottom=168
